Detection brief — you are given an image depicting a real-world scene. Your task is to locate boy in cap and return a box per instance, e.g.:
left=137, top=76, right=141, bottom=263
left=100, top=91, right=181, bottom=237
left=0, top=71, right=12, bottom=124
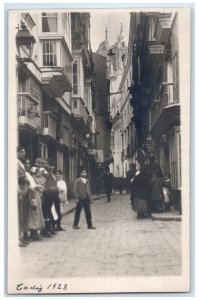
left=73, top=169, right=96, bottom=229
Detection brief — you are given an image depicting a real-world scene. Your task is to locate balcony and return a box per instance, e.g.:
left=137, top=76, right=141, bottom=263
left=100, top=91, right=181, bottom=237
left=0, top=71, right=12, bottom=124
left=18, top=93, right=40, bottom=131
left=41, top=66, right=72, bottom=97
left=111, top=112, right=122, bottom=129
left=40, top=39, right=72, bottom=97
left=148, top=43, right=165, bottom=67
left=72, top=99, right=90, bottom=128
left=154, top=14, right=172, bottom=43
left=151, top=83, right=180, bottom=141
left=140, top=42, right=165, bottom=86
left=104, top=150, right=114, bottom=164
left=43, top=111, right=57, bottom=140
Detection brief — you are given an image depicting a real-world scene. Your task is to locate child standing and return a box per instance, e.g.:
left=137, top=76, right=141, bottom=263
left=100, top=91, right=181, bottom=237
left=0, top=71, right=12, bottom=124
left=162, top=173, right=171, bottom=211
left=149, top=171, right=165, bottom=213
left=56, top=170, right=68, bottom=231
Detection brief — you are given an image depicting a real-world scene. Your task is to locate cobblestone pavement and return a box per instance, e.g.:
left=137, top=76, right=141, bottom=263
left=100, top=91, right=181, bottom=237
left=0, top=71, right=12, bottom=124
left=19, top=194, right=182, bottom=278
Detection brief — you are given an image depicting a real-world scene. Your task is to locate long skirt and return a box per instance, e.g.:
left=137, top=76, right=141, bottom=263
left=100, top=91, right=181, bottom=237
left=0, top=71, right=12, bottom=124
left=133, top=197, right=149, bottom=213
left=18, top=193, right=29, bottom=235
left=28, top=189, right=44, bottom=230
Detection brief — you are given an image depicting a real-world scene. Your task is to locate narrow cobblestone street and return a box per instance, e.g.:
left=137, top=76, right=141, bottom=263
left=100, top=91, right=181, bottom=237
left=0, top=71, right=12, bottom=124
left=19, top=194, right=181, bottom=278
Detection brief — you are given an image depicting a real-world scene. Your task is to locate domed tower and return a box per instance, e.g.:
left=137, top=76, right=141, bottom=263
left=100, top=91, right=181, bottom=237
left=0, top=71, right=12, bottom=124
left=112, top=23, right=128, bottom=73
left=96, top=27, right=110, bottom=57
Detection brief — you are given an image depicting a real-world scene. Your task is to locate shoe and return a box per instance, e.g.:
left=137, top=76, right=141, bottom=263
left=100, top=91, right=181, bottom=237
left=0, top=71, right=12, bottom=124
left=43, top=232, right=52, bottom=238
left=73, top=225, right=80, bottom=229
left=137, top=215, right=143, bottom=219
left=88, top=225, right=96, bottom=229
left=23, top=236, right=32, bottom=242
left=50, top=229, right=57, bottom=235
left=56, top=227, right=65, bottom=231
left=19, top=241, right=27, bottom=247
left=20, top=238, right=30, bottom=245
left=31, top=235, right=43, bottom=241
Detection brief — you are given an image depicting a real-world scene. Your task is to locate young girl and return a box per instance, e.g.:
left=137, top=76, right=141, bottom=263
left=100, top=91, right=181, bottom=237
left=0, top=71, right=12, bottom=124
left=162, top=173, right=171, bottom=211
left=149, top=171, right=165, bottom=213
left=56, top=170, right=68, bottom=231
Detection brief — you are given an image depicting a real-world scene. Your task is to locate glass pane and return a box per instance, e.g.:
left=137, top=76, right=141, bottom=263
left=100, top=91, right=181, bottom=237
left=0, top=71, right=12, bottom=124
left=73, top=74, right=77, bottom=84
left=43, top=115, right=48, bottom=128
left=73, top=63, right=78, bottom=73
left=73, top=85, right=78, bottom=94
left=42, top=13, right=58, bottom=32
left=42, top=41, right=57, bottom=66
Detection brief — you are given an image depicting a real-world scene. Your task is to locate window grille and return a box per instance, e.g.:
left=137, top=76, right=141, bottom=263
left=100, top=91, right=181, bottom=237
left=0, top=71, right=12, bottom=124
left=42, top=40, right=57, bottom=66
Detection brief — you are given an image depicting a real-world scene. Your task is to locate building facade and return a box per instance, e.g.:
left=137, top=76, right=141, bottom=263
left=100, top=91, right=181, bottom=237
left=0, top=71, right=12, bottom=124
left=101, top=26, right=129, bottom=177
left=16, top=11, right=97, bottom=197
left=128, top=12, right=181, bottom=210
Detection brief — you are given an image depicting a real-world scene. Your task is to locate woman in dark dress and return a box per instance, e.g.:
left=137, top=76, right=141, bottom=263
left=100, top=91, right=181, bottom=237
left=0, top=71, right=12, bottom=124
left=130, top=158, right=151, bottom=219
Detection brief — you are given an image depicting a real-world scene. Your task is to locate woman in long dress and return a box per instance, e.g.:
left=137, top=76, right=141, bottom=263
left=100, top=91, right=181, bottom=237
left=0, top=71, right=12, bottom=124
left=24, top=159, right=45, bottom=240
left=130, top=158, right=151, bottom=219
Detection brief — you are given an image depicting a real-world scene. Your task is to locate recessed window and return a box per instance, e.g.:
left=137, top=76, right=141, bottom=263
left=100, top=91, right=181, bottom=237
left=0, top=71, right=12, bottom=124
left=42, top=13, right=58, bottom=33
left=43, top=114, right=49, bottom=128
left=73, top=61, right=78, bottom=95
left=42, top=40, right=57, bottom=66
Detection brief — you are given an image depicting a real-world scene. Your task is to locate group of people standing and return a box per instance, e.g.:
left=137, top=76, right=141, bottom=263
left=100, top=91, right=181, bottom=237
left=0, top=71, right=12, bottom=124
left=17, top=144, right=172, bottom=245
left=99, top=155, right=171, bottom=220
left=129, top=155, right=171, bottom=219
left=17, top=146, right=68, bottom=247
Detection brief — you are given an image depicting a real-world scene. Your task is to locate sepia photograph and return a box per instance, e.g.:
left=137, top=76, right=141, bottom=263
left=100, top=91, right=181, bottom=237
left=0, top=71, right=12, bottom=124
left=7, top=6, right=191, bottom=294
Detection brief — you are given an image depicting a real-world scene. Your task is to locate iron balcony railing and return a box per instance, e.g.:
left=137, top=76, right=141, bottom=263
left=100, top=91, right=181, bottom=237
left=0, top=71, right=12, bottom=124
left=151, top=82, right=179, bottom=127
left=18, top=93, right=40, bottom=129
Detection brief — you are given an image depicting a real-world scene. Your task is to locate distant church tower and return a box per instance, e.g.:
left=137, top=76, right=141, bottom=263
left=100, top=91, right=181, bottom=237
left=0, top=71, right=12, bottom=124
left=96, top=24, right=128, bottom=80
left=96, top=26, right=110, bottom=57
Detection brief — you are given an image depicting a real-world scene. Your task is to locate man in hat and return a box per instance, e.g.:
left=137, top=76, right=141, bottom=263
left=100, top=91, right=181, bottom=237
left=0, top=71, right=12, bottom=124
left=126, top=163, right=136, bottom=194
left=73, top=169, right=96, bottom=229
left=102, top=167, right=114, bottom=202
left=145, top=154, right=163, bottom=178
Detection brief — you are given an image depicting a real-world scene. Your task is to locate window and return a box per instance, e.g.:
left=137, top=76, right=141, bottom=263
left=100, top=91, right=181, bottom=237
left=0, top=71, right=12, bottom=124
left=169, top=128, right=181, bottom=188
left=18, top=95, right=26, bottom=116
left=42, top=13, right=58, bottom=32
left=74, top=100, right=77, bottom=108
left=173, top=52, right=179, bottom=102
left=39, top=143, right=48, bottom=158
left=73, top=60, right=78, bottom=94
left=42, top=40, right=57, bottom=66
left=43, top=114, right=48, bottom=128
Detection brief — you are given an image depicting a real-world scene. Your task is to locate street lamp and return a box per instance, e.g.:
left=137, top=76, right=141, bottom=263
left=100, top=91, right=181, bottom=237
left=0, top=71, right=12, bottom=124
left=107, top=48, right=115, bottom=56
left=16, top=21, right=36, bottom=62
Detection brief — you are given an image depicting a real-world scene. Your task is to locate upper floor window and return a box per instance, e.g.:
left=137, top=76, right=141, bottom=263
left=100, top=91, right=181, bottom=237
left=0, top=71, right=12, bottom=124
left=42, top=40, right=57, bottom=66
left=173, top=52, right=179, bottom=102
left=73, top=61, right=78, bottom=95
left=42, top=13, right=58, bottom=33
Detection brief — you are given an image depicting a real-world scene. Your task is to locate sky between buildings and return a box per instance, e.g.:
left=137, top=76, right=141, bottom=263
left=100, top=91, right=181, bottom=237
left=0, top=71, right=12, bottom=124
left=89, top=9, right=131, bottom=52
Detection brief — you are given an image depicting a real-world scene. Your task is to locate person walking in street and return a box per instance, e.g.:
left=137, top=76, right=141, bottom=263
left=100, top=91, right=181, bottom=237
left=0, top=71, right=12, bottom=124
left=102, top=167, right=114, bottom=202
left=126, top=163, right=136, bottom=194
left=130, top=158, right=151, bottom=219
left=73, top=169, right=96, bottom=229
